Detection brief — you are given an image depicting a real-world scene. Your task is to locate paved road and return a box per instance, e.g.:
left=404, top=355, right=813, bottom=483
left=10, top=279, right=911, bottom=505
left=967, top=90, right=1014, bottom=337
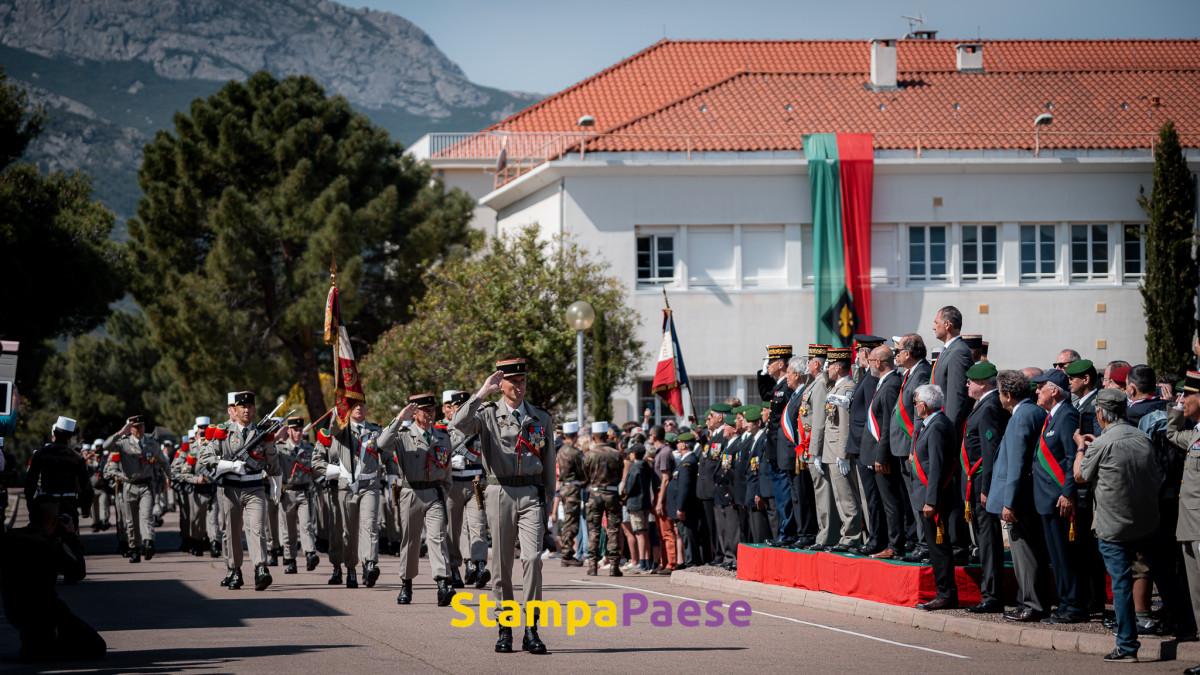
left=1, top=514, right=1191, bottom=674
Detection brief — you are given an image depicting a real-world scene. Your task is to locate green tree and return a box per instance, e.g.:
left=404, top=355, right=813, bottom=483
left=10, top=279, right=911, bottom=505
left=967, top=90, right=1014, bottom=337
left=0, top=65, right=45, bottom=171
left=1138, top=120, right=1198, bottom=376
left=362, top=225, right=643, bottom=418
left=587, top=309, right=619, bottom=422
left=126, top=72, right=479, bottom=429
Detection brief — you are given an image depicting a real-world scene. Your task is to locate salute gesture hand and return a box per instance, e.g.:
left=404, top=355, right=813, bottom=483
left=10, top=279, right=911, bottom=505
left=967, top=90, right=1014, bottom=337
left=395, top=403, right=418, bottom=423
left=477, top=370, right=505, bottom=399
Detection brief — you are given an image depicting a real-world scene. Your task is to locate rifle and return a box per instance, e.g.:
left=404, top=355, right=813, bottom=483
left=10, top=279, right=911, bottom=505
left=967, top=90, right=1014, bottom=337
left=235, top=407, right=297, bottom=472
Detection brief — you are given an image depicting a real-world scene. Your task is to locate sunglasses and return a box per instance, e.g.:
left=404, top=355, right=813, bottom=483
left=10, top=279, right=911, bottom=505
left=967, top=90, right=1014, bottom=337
left=1053, top=362, right=1070, bottom=369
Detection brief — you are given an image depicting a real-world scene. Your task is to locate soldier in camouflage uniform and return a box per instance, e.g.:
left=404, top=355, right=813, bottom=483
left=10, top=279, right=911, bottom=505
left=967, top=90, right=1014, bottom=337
left=556, top=421, right=586, bottom=567
left=584, top=421, right=624, bottom=577
left=103, top=414, right=170, bottom=563
left=443, top=390, right=490, bottom=588
left=276, top=416, right=321, bottom=574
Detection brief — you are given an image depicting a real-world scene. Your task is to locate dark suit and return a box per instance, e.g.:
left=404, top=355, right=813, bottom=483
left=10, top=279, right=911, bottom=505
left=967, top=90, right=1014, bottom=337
left=780, top=383, right=818, bottom=541
left=912, top=411, right=960, bottom=603
left=712, top=432, right=740, bottom=564
left=996, top=399, right=1054, bottom=614
left=1035, top=401, right=1082, bottom=614
left=1071, top=390, right=1107, bottom=612
left=932, top=337, right=974, bottom=557
left=891, top=360, right=931, bottom=548
left=962, top=390, right=1009, bottom=605
left=668, top=450, right=702, bottom=566
left=744, top=431, right=773, bottom=543
left=696, top=432, right=722, bottom=563
left=862, top=370, right=905, bottom=553
left=760, top=373, right=796, bottom=539
left=848, top=372, right=884, bottom=551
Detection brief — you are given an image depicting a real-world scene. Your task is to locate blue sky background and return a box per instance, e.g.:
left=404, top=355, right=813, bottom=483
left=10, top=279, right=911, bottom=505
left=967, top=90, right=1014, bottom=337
left=366, top=0, right=1200, bottom=94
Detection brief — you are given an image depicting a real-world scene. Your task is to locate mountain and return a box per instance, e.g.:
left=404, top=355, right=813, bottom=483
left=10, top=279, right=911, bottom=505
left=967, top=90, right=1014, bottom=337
left=0, top=0, right=539, bottom=226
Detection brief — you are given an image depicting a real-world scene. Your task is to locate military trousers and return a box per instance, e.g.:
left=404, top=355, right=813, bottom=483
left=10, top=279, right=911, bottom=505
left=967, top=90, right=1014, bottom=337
left=219, top=484, right=268, bottom=571
left=340, top=486, right=381, bottom=568
left=120, top=482, right=156, bottom=548
left=326, top=485, right=344, bottom=566
left=265, top=493, right=281, bottom=551
left=1182, top=540, right=1200, bottom=633
left=715, top=503, right=741, bottom=562
left=586, top=490, right=622, bottom=563
left=191, top=488, right=220, bottom=543
left=485, top=483, right=544, bottom=605
left=447, top=479, right=489, bottom=566
left=399, top=485, right=450, bottom=580
left=556, top=483, right=583, bottom=562
left=90, top=490, right=110, bottom=525
left=381, top=486, right=401, bottom=546
left=176, top=488, right=192, bottom=538
left=281, top=488, right=317, bottom=558
left=825, top=459, right=863, bottom=547
left=807, top=460, right=837, bottom=546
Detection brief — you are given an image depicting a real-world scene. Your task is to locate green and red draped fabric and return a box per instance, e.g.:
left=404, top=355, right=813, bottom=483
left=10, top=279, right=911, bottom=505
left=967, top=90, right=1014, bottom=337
left=1036, top=417, right=1066, bottom=487
left=894, top=369, right=915, bottom=440
left=803, top=133, right=875, bottom=348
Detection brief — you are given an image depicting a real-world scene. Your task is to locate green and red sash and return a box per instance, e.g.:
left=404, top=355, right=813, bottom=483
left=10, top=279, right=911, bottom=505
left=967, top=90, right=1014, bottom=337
left=895, top=371, right=915, bottom=439
left=1036, top=417, right=1066, bottom=487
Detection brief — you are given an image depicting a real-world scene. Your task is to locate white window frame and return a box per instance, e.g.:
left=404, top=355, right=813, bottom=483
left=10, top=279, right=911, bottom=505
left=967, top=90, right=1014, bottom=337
left=959, top=224, right=1001, bottom=283
left=1121, top=223, right=1148, bottom=282
left=1019, top=224, right=1058, bottom=282
left=636, top=231, right=677, bottom=286
left=1069, top=223, right=1113, bottom=282
left=906, top=224, right=949, bottom=284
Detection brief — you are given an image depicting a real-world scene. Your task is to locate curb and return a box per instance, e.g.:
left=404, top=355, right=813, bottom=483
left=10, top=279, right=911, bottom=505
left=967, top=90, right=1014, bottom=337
left=669, top=571, right=1199, bottom=662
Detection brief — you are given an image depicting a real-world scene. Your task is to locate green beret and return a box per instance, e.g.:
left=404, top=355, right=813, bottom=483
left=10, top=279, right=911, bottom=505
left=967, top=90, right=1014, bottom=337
left=709, top=402, right=733, bottom=414
left=762, top=400, right=772, bottom=407
left=742, top=407, right=763, bottom=422
left=966, top=362, right=998, bottom=380
left=677, top=431, right=696, bottom=442
left=1064, top=359, right=1094, bottom=376
left=732, top=405, right=748, bottom=415
left=664, top=433, right=678, bottom=443
left=723, top=413, right=738, bottom=426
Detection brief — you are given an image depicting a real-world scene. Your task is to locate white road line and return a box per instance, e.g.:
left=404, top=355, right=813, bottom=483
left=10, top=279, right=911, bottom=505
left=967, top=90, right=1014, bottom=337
left=571, top=579, right=970, bottom=660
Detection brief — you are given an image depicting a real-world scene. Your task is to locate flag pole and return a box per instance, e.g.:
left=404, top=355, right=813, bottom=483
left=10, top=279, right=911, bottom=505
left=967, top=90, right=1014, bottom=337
left=661, top=288, right=697, bottom=422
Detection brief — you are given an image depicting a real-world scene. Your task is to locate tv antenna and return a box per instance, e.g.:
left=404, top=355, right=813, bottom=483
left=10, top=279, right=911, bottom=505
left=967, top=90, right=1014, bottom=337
left=901, top=14, right=926, bottom=38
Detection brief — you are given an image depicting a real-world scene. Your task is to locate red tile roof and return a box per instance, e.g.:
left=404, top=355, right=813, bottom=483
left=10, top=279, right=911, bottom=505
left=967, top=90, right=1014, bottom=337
left=448, top=39, right=1200, bottom=162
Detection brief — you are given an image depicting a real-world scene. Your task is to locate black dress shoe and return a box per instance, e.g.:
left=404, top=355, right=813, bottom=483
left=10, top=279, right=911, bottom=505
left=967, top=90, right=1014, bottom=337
left=221, top=569, right=236, bottom=587
left=965, top=601, right=1005, bottom=614
left=851, top=544, right=882, bottom=556
left=397, top=579, right=413, bottom=605
left=143, top=542, right=156, bottom=561
left=328, top=565, right=343, bottom=585
left=1004, top=608, right=1047, bottom=622
left=475, top=565, right=491, bottom=589
left=129, top=548, right=141, bottom=563
left=364, top=562, right=380, bottom=588
left=1044, top=611, right=1087, bottom=624
left=267, top=552, right=279, bottom=567
left=451, top=567, right=465, bottom=589
left=1182, top=664, right=1200, bottom=675
left=284, top=559, right=298, bottom=574
left=345, top=569, right=358, bottom=589
left=805, top=543, right=825, bottom=551
left=210, top=540, right=222, bottom=558
left=306, top=552, right=321, bottom=571
left=254, top=563, right=273, bottom=591
left=464, top=561, right=479, bottom=585
left=495, top=627, right=513, bottom=653
left=437, top=578, right=454, bottom=607
left=827, top=544, right=852, bottom=553
left=523, top=611, right=547, bottom=654
left=916, top=598, right=958, bottom=611
left=229, top=569, right=245, bottom=590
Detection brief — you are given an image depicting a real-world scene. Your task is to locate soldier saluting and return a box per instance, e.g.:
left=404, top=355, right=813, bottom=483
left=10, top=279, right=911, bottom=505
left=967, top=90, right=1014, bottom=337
left=451, top=358, right=554, bottom=655
left=103, top=414, right=168, bottom=563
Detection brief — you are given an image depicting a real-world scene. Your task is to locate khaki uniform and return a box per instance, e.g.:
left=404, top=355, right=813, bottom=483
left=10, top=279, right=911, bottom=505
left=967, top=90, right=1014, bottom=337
left=801, top=376, right=836, bottom=546
left=276, top=439, right=319, bottom=560
left=86, top=452, right=110, bottom=527
left=379, top=420, right=452, bottom=581
left=556, top=441, right=587, bottom=562
left=103, top=433, right=169, bottom=549
left=169, top=449, right=193, bottom=542
left=451, top=396, right=554, bottom=605
left=583, top=443, right=623, bottom=564
left=183, top=438, right=222, bottom=549
left=1165, top=408, right=1200, bottom=624
left=822, top=376, right=863, bottom=547
left=196, top=422, right=281, bottom=572
left=446, top=425, right=488, bottom=568
left=322, top=422, right=395, bottom=568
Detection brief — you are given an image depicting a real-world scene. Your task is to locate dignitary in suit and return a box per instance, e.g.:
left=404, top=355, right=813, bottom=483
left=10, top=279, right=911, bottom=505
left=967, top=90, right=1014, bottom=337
left=962, top=362, right=1010, bottom=613
left=778, top=356, right=817, bottom=548
left=861, top=346, right=905, bottom=559
left=451, top=358, right=555, bottom=654
left=821, top=348, right=863, bottom=553
left=847, top=335, right=886, bottom=555
left=669, top=431, right=703, bottom=567
left=1066, top=359, right=1107, bottom=614
left=757, top=345, right=796, bottom=542
left=931, top=306, right=974, bottom=560
left=991, top=371, right=1054, bottom=622
left=892, top=335, right=931, bottom=562
left=912, top=384, right=960, bottom=611
left=802, top=345, right=834, bottom=550
left=713, top=414, right=743, bottom=569
left=1029, top=369, right=1084, bottom=622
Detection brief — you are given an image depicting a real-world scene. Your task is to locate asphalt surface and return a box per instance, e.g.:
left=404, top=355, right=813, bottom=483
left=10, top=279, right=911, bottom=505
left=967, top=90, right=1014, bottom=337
left=1, top=511, right=1194, bottom=674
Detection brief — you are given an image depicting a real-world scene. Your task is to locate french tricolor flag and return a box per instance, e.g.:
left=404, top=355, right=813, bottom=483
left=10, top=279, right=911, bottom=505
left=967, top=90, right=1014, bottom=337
left=651, top=308, right=690, bottom=416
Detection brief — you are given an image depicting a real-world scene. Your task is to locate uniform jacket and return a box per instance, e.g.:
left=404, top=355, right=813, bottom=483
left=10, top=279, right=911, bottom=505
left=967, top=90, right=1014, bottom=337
left=799, top=376, right=829, bottom=462
left=991, top=400, right=1047, bottom=514
left=1075, top=390, right=1098, bottom=438
left=713, top=433, right=738, bottom=507
left=449, top=426, right=483, bottom=472
left=103, top=433, right=169, bottom=484
left=890, top=361, right=932, bottom=457
left=746, top=430, right=773, bottom=504
left=719, top=433, right=750, bottom=506
left=962, top=390, right=1009, bottom=499
left=582, top=444, right=623, bottom=488
left=379, top=421, right=446, bottom=487
left=25, top=442, right=94, bottom=505
left=276, top=439, right=318, bottom=488
left=777, top=385, right=804, bottom=468
left=912, top=411, right=959, bottom=509
left=667, top=449, right=701, bottom=515
left=821, top=377, right=855, bottom=464
left=321, top=421, right=392, bottom=491
left=556, top=443, right=587, bottom=487
left=698, top=430, right=724, bottom=500
left=860, top=370, right=901, bottom=466
left=1032, top=401, right=1080, bottom=515
left=197, top=421, right=282, bottom=486
left=846, top=372, right=878, bottom=461
left=932, top=337, right=974, bottom=435
left=758, top=372, right=793, bottom=468
left=1166, top=408, right=1200, bottom=541
left=451, top=395, right=555, bottom=493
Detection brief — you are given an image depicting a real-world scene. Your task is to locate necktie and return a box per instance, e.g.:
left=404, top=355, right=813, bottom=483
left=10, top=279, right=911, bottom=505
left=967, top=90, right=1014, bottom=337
left=424, top=429, right=431, bottom=443
left=241, top=427, right=249, bottom=442
left=513, top=409, right=522, bottom=425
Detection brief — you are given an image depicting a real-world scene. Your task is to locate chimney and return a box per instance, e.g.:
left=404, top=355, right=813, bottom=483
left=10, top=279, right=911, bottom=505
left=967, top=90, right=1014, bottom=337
left=955, top=43, right=984, bottom=73
left=870, top=38, right=897, bottom=89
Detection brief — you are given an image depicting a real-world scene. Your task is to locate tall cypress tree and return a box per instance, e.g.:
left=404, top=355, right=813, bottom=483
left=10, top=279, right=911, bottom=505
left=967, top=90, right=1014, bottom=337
left=1138, top=120, right=1198, bottom=376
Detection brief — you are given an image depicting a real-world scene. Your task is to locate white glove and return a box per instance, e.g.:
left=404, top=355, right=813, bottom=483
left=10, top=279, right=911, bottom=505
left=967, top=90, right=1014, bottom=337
left=761, top=356, right=770, bottom=374
left=215, top=459, right=246, bottom=476
left=814, top=460, right=825, bottom=476
left=450, top=455, right=466, bottom=470
left=837, top=458, right=852, bottom=476
left=269, top=475, right=282, bottom=502
left=827, top=394, right=851, bottom=409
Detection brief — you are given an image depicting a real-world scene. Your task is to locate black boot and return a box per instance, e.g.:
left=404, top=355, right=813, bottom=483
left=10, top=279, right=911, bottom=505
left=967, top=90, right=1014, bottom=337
left=267, top=550, right=279, bottom=567
left=522, top=610, right=547, bottom=654
left=306, top=552, right=321, bottom=571
left=328, top=565, right=343, bottom=585
left=437, top=578, right=454, bottom=607
left=254, top=563, right=273, bottom=591
left=129, top=548, right=141, bottom=563
left=495, top=626, right=513, bottom=653
left=474, top=564, right=491, bottom=589
left=180, top=536, right=193, bottom=552
left=420, top=540, right=428, bottom=558
left=451, top=567, right=465, bottom=589
left=143, top=541, right=156, bottom=561
left=229, top=569, right=245, bottom=590
left=397, top=579, right=413, bottom=605
left=284, top=559, right=298, bottom=574
left=463, top=561, right=478, bottom=586
left=118, top=542, right=129, bottom=557
left=345, top=568, right=358, bottom=589
left=210, top=539, right=221, bottom=558
left=364, top=562, right=380, bottom=588
left=221, top=568, right=236, bottom=587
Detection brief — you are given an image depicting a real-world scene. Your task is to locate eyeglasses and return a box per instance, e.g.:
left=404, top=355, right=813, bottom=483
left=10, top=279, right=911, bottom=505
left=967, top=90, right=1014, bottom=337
left=1053, top=362, right=1070, bottom=369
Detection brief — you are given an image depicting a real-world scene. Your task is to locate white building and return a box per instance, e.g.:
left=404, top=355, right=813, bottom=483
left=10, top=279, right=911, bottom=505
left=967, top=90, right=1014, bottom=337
left=412, top=37, right=1200, bottom=424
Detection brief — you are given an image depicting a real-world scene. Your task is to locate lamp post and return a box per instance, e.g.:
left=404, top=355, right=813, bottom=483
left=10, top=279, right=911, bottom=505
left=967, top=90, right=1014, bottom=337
left=565, top=300, right=595, bottom=427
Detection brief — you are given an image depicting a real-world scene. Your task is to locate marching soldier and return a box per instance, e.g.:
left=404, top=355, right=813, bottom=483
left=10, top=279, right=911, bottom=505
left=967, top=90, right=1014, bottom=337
left=197, top=391, right=282, bottom=591
left=26, top=417, right=93, bottom=534
left=380, top=393, right=453, bottom=606
left=264, top=418, right=285, bottom=568
left=451, top=358, right=554, bottom=654
left=84, top=440, right=111, bottom=532
left=555, top=420, right=586, bottom=567
left=169, top=435, right=196, bottom=553
left=103, top=415, right=168, bottom=563
left=276, top=416, right=322, bottom=574
left=317, top=402, right=393, bottom=589
left=445, top=390, right=491, bottom=585
left=584, top=421, right=623, bottom=576
left=189, top=418, right=223, bottom=558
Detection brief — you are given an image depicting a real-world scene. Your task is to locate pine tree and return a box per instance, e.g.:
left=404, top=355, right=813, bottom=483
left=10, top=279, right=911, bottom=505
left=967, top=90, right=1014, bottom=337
left=587, top=309, right=617, bottom=422
left=1138, top=120, right=1198, bottom=376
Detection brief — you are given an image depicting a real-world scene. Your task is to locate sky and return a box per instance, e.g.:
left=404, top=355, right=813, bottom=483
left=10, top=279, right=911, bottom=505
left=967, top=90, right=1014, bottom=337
left=365, top=0, right=1200, bottom=94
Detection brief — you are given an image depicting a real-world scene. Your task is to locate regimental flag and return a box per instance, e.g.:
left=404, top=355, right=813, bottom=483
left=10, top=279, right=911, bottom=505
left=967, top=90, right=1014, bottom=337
left=651, top=308, right=690, bottom=416
left=324, top=256, right=365, bottom=430
left=803, top=133, right=875, bottom=348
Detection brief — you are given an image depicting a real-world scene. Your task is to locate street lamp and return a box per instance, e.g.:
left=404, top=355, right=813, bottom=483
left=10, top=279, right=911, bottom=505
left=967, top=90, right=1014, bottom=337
left=565, top=300, right=595, bottom=427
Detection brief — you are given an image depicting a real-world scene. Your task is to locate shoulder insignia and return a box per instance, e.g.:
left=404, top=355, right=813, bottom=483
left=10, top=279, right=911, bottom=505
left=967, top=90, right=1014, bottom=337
left=480, top=401, right=498, bottom=410
left=316, top=428, right=333, bottom=447
left=985, top=429, right=994, bottom=441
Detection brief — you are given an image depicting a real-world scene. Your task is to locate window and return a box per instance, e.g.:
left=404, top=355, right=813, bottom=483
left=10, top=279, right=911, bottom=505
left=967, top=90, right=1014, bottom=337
left=1070, top=224, right=1110, bottom=280
left=961, top=225, right=999, bottom=282
left=689, top=377, right=734, bottom=416
left=742, top=226, right=786, bottom=287
left=1123, top=224, right=1147, bottom=278
left=908, top=225, right=947, bottom=282
left=1020, top=224, right=1057, bottom=280
left=637, top=234, right=674, bottom=284
left=687, top=227, right=734, bottom=286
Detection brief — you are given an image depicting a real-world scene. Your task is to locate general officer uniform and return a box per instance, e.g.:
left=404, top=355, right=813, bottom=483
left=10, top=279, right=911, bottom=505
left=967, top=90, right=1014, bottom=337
left=758, top=345, right=795, bottom=543
left=444, top=390, right=491, bottom=585
left=822, top=347, right=863, bottom=552
left=584, top=421, right=624, bottom=575
left=103, top=414, right=168, bottom=562
left=555, top=420, right=586, bottom=567
left=1163, top=370, right=1200, bottom=656
left=801, top=345, right=834, bottom=549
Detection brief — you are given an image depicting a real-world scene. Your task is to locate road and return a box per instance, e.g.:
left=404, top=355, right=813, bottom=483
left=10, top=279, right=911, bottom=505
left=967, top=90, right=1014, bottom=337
left=0, top=513, right=1190, bottom=674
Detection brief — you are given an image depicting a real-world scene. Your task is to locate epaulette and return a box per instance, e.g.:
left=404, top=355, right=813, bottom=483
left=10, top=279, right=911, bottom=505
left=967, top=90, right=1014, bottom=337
left=316, top=428, right=333, bottom=447
left=480, top=401, right=498, bottom=410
